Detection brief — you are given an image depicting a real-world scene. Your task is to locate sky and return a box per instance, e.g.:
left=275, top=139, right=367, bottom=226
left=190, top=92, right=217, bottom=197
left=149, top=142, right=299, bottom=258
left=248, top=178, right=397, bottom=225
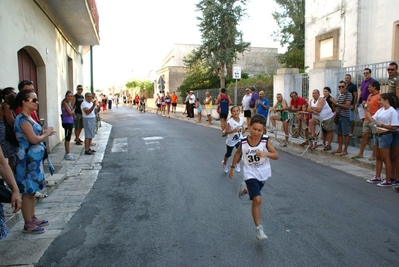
left=84, top=0, right=282, bottom=90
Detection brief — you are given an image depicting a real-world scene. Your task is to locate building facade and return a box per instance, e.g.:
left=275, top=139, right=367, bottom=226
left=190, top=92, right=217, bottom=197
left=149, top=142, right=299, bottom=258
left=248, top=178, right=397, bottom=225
left=305, top=0, right=399, bottom=70
left=0, top=0, right=100, bottom=150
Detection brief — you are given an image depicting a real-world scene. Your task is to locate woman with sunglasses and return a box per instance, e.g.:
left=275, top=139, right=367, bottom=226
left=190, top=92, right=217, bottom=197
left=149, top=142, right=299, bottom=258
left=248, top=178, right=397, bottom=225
left=14, top=90, right=56, bottom=234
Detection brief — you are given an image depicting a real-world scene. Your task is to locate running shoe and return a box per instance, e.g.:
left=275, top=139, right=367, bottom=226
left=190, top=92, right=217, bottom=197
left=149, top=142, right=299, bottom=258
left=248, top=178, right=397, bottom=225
left=256, top=225, right=268, bottom=240
left=222, top=161, right=228, bottom=173
left=238, top=182, right=247, bottom=199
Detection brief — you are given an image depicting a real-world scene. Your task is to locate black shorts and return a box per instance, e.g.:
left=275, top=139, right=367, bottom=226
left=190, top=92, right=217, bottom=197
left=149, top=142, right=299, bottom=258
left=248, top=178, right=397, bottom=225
left=62, top=123, right=74, bottom=141
left=220, top=113, right=228, bottom=119
left=172, top=103, right=177, bottom=107
left=244, top=110, right=251, bottom=118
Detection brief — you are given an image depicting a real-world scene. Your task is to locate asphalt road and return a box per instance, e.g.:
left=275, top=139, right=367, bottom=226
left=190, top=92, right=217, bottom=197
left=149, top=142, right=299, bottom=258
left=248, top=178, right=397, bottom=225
left=37, top=106, right=399, bottom=267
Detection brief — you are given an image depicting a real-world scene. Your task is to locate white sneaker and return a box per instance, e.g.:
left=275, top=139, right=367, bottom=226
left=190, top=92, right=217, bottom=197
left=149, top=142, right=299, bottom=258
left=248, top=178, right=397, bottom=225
left=269, top=127, right=276, bottom=133
left=222, top=161, right=228, bottom=173
left=256, top=225, right=268, bottom=240
left=236, top=163, right=241, bottom=173
left=238, top=182, right=247, bottom=199
left=64, top=154, right=75, bottom=161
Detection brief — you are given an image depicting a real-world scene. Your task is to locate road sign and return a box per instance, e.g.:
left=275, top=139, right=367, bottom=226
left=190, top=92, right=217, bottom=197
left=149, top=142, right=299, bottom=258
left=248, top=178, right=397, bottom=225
left=233, top=66, right=241, bottom=79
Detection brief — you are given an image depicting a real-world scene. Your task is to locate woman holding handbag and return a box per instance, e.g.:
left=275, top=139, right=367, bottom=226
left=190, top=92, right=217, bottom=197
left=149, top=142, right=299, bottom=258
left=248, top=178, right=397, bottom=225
left=14, top=89, right=56, bottom=234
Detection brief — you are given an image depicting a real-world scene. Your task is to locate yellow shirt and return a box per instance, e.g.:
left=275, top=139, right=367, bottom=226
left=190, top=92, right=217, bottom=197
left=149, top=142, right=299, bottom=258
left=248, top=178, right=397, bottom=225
left=205, top=96, right=213, bottom=109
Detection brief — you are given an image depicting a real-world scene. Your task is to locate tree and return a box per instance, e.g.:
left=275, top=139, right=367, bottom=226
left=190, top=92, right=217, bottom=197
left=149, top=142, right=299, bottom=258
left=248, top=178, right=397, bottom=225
left=180, top=52, right=220, bottom=94
left=272, top=0, right=305, bottom=70
left=125, top=79, right=154, bottom=97
left=192, top=0, right=251, bottom=88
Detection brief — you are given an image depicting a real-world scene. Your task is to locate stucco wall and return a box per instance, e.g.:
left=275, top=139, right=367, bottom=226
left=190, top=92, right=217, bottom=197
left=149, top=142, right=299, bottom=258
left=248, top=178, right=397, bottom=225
left=306, top=0, right=399, bottom=71
left=305, top=0, right=359, bottom=70
left=357, top=1, right=398, bottom=64
left=0, top=0, right=86, bottom=150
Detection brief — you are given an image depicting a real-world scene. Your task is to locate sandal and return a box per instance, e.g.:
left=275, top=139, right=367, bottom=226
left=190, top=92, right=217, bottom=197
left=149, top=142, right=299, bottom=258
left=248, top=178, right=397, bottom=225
left=23, top=221, right=45, bottom=234
left=299, top=141, right=309, bottom=146
left=84, top=150, right=94, bottom=155
left=311, top=143, right=318, bottom=149
left=323, top=145, right=331, bottom=151
left=32, top=215, right=49, bottom=227
left=331, top=150, right=342, bottom=154
left=339, top=152, right=348, bottom=156
left=46, top=180, right=57, bottom=187
left=351, top=154, right=364, bottom=159
left=35, top=192, right=48, bottom=198
left=89, top=149, right=96, bottom=153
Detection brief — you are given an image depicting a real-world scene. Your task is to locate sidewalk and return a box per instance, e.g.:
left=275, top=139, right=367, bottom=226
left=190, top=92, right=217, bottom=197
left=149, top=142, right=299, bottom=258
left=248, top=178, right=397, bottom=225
left=0, top=105, right=379, bottom=266
left=0, top=122, right=112, bottom=266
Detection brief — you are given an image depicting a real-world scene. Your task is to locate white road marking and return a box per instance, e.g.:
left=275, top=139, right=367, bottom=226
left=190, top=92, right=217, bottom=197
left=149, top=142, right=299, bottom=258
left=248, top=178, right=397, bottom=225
left=143, top=136, right=163, bottom=150
left=143, top=136, right=164, bottom=141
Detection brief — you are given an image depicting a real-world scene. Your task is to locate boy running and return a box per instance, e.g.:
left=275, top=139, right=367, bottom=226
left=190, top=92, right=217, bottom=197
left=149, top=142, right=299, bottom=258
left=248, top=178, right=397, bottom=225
left=229, top=114, right=279, bottom=240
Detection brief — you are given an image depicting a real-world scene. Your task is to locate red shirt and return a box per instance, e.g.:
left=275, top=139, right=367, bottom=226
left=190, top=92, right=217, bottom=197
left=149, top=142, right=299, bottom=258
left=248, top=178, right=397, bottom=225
left=290, top=97, right=307, bottom=109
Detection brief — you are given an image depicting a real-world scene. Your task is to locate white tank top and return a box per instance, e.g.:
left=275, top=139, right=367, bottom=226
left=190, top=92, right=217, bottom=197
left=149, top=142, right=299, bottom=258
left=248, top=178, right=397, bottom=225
left=311, top=97, right=334, bottom=121
left=226, top=117, right=244, bottom=146
left=241, top=135, right=272, bottom=181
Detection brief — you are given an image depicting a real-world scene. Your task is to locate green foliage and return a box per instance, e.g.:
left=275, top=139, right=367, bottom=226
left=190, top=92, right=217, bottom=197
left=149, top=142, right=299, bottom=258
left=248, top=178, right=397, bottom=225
left=272, top=0, right=305, bottom=70
left=225, top=73, right=275, bottom=105
left=277, top=48, right=305, bottom=71
left=226, top=73, right=273, bottom=88
left=125, top=79, right=154, bottom=97
left=194, top=0, right=251, bottom=88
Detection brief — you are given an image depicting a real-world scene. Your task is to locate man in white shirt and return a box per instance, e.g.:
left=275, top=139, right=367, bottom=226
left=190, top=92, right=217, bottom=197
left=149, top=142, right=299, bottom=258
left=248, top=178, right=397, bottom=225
left=189, top=91, right=196, bottom=118
left=81, top=92, right=97, bottom=155
left=241, top=87, right=252, bottom=128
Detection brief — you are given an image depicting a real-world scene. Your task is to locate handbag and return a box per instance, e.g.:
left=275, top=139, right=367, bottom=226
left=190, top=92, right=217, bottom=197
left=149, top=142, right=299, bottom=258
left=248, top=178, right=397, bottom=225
left=0, top=184, right=12, bottom=203
left=4, top=114, right=19, bottom=147
left=334, top=114, right=339, bottom=124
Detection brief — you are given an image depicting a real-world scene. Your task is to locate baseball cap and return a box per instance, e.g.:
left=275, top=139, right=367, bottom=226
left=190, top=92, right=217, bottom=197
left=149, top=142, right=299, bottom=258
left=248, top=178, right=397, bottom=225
left=190, top=90, right=194, bottom=93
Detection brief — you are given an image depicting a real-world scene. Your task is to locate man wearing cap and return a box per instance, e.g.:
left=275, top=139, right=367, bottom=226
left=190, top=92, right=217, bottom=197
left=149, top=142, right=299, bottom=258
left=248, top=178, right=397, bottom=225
left=241, top=87, right=252, bottom=128
left=189, top=91, right=196, bottom=118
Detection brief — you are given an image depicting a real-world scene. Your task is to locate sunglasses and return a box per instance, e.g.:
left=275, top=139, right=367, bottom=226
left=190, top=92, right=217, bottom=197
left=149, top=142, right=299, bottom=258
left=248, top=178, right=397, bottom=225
left=387, top=68, right=396, bottom=71
left=27, top=98, right=39, bottom=103
left=22, top=80, right=33, bottom=86
left=338, top=86, right=345, bottom=88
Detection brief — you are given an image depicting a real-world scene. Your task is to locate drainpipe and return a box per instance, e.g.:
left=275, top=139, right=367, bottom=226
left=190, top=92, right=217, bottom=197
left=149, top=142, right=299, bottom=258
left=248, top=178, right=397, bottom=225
left=90, top=45, right=94, bottom=93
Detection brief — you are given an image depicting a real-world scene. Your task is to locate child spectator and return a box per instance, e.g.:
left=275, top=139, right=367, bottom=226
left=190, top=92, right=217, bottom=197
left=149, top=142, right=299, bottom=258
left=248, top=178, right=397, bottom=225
left=299, top=104, right=311, bottom=146
left=195, top=98, right=202, bottom=123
